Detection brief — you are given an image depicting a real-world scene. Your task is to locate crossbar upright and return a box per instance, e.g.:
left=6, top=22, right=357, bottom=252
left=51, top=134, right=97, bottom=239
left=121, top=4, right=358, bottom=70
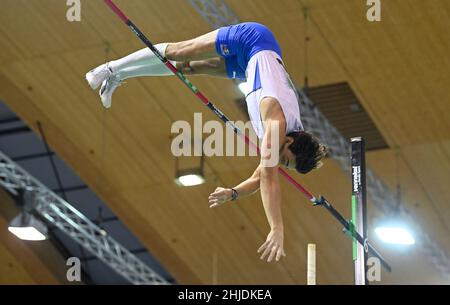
left=351, top=137, right=368, bottom=285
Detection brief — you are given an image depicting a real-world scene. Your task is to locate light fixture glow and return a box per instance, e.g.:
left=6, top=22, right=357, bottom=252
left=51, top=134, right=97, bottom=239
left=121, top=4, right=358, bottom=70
left=8, top=227, right=47, bottom=241
left=238, top=82, right=249, bottom=94
left=8, top=213, right=48, bottom=241
left=375, top=227, right=415, bottom=245
left=176, top=174, right=205, bottom=186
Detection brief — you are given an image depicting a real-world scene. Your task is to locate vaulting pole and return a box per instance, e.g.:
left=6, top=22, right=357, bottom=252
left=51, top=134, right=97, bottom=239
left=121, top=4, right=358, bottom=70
left=103, top=0, right=391, bottom=273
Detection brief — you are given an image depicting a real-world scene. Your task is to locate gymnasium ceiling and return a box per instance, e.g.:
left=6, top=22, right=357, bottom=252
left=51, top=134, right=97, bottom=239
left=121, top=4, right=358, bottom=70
left=0, top=0, right=449, bottom=284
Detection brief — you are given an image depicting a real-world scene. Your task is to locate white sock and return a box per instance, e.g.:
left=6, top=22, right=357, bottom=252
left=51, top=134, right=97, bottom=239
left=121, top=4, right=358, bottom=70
left=117, top=61, right=177, bottom=80
left=108, top=43, right=170, bottom=73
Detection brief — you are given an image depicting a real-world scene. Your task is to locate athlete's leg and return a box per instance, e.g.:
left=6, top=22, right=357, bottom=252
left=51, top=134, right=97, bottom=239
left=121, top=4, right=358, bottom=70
left=177, top=57, right=227, bottom=78
left=97, top=56, right=226, bottom=109
left=86, top=29, right=220, bottom=89
left=116, top=62, right=174, bottom=80
left=116, top=57, right=226, bottom=80
left=106, top=43, right=172, bottom=73
left=87, top=29, right=223, bottom=108
left=165, top=29, right=219, bottom=62
left=108, top=29, right=219, bottom=73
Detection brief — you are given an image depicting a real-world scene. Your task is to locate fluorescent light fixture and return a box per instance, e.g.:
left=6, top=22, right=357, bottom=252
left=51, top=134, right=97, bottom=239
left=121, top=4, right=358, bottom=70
left=175, top=166, right=205, bottom=187
left=176, top=174, right=205, bottom=186
left=238, top=82, right=249, bottom=95
left=8, top=213, right=48, bottom=241
left=175, top=153, right=205, bottom=187
left=8, top=227, right=47, bottom=241
left=375, top=227, right=415, bottom=245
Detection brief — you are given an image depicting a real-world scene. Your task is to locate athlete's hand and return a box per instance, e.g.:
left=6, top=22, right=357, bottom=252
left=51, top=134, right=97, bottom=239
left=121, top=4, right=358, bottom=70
left=209, top=187, right=232, bottom=208
left=257, top=228, right=286, bottom=262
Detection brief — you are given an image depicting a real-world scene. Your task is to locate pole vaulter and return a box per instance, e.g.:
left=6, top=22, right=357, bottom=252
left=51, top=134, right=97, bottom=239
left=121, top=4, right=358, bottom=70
left=102, top=0, right=391, bottom=273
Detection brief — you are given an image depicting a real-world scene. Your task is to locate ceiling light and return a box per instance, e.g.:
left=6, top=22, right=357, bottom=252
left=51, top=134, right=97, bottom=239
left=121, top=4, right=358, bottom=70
left=375, top=225, right=415, bottom=245
left=8, top=213, right=48, bottom=241
left=175, top=173, right=205, bottom=187
left=174, top=147, right=205, bottom=187
left=238, top=82, right=249, bottom=95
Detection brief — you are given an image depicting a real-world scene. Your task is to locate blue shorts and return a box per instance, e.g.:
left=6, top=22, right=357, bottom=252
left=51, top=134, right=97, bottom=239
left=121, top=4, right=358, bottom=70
left=215, top=22, right=282, bottom=80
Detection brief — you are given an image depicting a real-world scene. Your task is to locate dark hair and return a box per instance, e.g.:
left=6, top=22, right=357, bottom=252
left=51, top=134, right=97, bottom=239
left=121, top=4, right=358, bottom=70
left=286, top=131, right=327, bottom=174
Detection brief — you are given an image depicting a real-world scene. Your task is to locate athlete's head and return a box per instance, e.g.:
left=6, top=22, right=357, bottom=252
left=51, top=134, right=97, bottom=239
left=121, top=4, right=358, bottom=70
left=279, top=131, right=327, bottom=174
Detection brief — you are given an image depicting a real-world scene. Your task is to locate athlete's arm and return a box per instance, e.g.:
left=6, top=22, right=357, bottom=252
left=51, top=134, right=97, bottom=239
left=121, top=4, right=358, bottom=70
left=208, top=165, right=261, bottom=208
left=177, top=57, right=227, bottom=78
left=257, top=98, right=287, bottom=262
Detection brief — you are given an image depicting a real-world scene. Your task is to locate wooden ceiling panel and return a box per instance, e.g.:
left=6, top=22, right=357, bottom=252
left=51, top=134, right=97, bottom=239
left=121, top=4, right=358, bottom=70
left=403, top=141, right=450, bottom=228
left=119, top=183, right=296, bottom=284
left=367, top=147, right=450, bottom=250
left=0, top=241, right=36, bottom=284
left=1, top=52, right=194, bottom=187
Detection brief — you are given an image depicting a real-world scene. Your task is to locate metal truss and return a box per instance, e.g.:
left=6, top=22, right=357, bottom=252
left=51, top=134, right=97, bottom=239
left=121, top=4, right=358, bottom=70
left=187, top=0, right=450, bottom=281
left=0, top=151, right=168, bottom=285
left=188, top=0, right=239, bottom=29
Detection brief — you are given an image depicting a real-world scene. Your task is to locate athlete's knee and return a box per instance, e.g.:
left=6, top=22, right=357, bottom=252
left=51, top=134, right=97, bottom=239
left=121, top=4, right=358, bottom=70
left=166, top=41, right=197, bottom=61
left=176, top=61, right=195, bottom=74
left=166, top=43, right=181, bottom=60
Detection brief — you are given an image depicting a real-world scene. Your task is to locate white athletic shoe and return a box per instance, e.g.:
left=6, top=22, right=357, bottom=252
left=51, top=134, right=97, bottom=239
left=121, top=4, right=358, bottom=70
left=99, top=73, right=122, bottom=109
left=85, top=63, right=112, bottom=90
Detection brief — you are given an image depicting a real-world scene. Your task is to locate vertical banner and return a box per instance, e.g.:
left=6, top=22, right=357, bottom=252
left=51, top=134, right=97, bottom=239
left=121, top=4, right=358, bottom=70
left=351, top=137, right=368, bottom=285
